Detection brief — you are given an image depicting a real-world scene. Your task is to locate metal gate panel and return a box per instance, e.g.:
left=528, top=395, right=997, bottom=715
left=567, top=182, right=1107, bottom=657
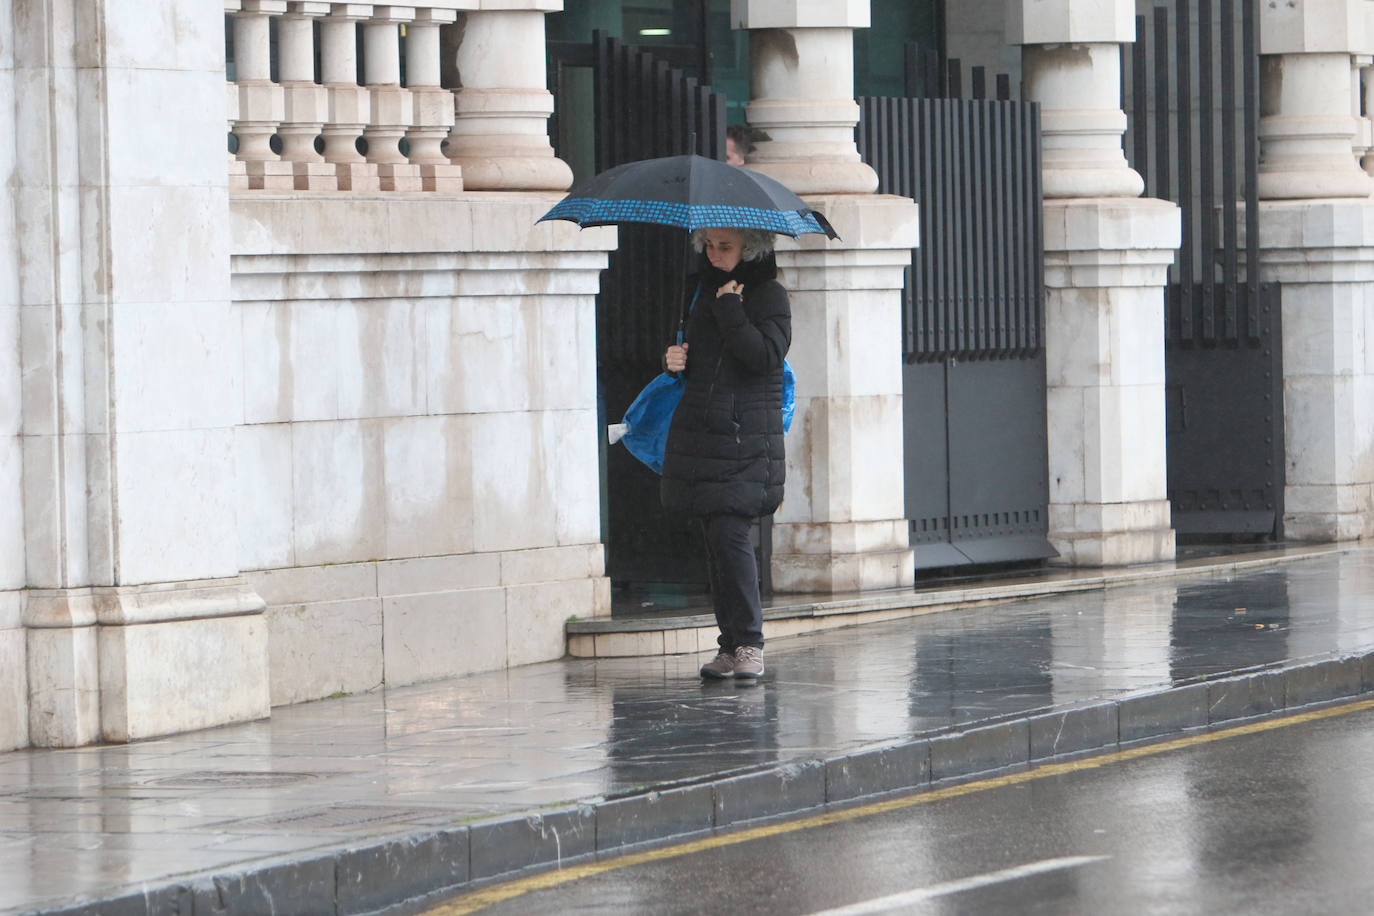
left=1124, top=0, right=1281, bottom=538
left=860, top=91, right=1054, bottom=573
left=1165, top=282, right=1283, bottom=534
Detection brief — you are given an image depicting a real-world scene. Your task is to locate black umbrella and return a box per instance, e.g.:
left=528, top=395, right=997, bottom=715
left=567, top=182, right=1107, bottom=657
left=536, top=153, right=839, bottom=239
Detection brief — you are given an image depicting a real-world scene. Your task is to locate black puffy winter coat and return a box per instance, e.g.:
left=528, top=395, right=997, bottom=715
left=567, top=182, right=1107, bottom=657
left=660, top=252, right=791, bottom=519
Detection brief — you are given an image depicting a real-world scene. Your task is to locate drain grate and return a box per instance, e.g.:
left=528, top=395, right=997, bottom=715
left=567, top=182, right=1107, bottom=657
left=218, top=804, right=442, bottom=832
left=145, top=771, right=316, bottom=789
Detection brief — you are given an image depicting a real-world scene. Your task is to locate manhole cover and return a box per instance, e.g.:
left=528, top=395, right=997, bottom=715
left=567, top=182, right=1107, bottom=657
left=145, top=771, right=316, bottom=789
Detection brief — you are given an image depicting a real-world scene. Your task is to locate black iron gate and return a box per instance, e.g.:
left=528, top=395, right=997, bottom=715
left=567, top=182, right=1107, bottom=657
left=858, top=69, right=1055, bottom=572
left=1124, top=0, right=1283, bottom=538
left=549, top=32, right=728, bottom=587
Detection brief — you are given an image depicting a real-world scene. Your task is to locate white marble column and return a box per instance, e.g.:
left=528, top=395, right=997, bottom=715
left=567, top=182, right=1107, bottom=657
left=1254, top=0, right=1374, bottom=541
left=16, top=0, right=268, bottom=746
left=279, top=1, right=338, bottom=190
left=406, top=9, right=464, bottom=191
left=321, top=3, right=381, bottom=191
left=232, top=0, right=294, bottom=189
left=448, top=4, right=572, bottom=190
left=770, top=198, right=920, bottom=592
left=732, top=0, right=879, bottom=194
left=730, top=1, right=917, bottom=591
left=1011, top=0, right=1181, bottom=566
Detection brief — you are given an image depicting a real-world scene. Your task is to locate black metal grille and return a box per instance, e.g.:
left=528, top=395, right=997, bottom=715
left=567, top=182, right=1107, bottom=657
left=1126, top=0, right=1260, bottom=346
left=592, top=31, right=726, bottom=365
left=1125, top=0, right=1282, bottom=538
left=858, top=69, right=1054, bottom=572
left=857, top=96, right=1045, bottom=363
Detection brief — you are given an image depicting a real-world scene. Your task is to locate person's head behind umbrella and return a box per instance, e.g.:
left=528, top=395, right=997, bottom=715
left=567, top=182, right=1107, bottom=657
left=692, top=227, right=775, bottom=275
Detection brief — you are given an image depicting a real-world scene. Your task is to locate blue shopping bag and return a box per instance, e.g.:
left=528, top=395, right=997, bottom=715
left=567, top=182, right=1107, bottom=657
left=612, top=362, right=795, bottom=475
left=618, top=372, right=685, bottom=475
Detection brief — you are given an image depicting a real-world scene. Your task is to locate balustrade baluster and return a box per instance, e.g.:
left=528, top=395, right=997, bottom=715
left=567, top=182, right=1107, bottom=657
left=448, top=8, right=571, bottom=190
left=233, top=0, right=294, bottom=189
left=279, top=2, right=337, bottom=190
left=321, top=4, right=381, bottom=191
left=406, top=10, right=463, bottom=191
left=226, top=0, right=248, bottom=188
left=363, top=8, right=421, bottom=191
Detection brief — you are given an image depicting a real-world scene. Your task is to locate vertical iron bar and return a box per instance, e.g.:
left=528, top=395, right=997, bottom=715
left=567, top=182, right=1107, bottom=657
left=1154, top=7, right=1172, bottom=207
left=1199, top=0, right=1216, bottom=341
left=1029, top=101, right=1044, bottom=353
left=1011, top=99, right=1028, bottom=354
left=1221, top=0, right=1238, bottom=341
left=932, top=99, right=949, bottom=355
left=1244, top=0, right=1260, bottom=340
left=1132, top=15, right=1149, bottom=186
left=904, top=97, right=918, bottom=357
left=1177, top=0, right=1195, bottom=343
left=992, top=101, right=1009, bottom=355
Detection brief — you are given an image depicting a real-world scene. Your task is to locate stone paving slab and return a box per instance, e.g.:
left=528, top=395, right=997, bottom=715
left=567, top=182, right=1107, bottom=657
left=5, top=545, right=1374, bottom=915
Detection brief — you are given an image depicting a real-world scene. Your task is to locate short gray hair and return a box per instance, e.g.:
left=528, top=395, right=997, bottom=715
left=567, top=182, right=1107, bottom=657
left=690, top=227, right=776, bottom=262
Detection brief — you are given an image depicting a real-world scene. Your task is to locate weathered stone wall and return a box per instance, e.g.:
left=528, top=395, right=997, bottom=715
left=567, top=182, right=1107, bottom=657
left=230, top=195, right=614, bottom=706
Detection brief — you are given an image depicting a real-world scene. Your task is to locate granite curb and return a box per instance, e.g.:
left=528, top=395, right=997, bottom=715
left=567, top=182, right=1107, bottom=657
left=37, top=647, right=1374, bottom=916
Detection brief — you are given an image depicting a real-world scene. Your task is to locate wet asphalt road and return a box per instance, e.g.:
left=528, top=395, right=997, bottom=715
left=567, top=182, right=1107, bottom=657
left=432, top=701, right=1374, bottom=915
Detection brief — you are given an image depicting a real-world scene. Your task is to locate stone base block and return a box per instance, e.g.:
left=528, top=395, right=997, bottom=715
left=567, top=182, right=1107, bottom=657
left=249, top=549, right=611, bottom=703
left=293, top=161, right=339, bottom=191
left=1048, top=499, right=1176, bottom=566
left=1284, top=483, right=1374, bottom=541
left=772, top=520, right=909, bottom=555
left=376, top=163, right=423, bottom=192
left=0, top=628, right=28, bottom=751
left=266, top=598, right=383, bottom=707
left=334, top=161, right=381, bottom=191
left=229, top=159, right=250, bottom=191
left=419, top=162, right=463, bottom=192
left=245, top=159, right=296, bottom=191
left=99, top=613, right=270, bottom=743
left=771, top=547, right=915, bottom=593
left=27, top=625, right=100, bottom=748
left=449, top=155, right=573, bottom=191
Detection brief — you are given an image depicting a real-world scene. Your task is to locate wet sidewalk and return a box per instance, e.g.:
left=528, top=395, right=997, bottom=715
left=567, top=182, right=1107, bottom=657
left=5, top=545, right=1374, bottom=915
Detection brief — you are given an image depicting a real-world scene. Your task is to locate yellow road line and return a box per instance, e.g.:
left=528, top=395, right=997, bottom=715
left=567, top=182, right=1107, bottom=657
left=426, top=696, right=1374, bottom=915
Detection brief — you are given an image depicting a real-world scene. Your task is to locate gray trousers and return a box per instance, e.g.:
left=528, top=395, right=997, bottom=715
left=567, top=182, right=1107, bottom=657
left=701, top=514, right=764, bottom=651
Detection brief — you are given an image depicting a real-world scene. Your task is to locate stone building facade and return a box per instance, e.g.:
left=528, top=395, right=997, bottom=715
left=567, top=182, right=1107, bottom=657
left=1, top=0, right=1371, bottom=750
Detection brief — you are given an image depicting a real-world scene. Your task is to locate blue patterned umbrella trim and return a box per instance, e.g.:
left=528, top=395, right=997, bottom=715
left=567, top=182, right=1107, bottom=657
left=540, top=197, right=829, bottom=237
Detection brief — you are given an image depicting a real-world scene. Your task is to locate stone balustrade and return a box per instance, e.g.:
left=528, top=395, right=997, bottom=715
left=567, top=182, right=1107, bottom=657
left=224, top=1, right=567, bottom=192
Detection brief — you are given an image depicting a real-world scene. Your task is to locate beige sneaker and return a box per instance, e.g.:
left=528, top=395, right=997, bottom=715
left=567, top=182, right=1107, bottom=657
left=700, top=650, right=735, bottom=679
left=732, top=645, right=764, bottom=678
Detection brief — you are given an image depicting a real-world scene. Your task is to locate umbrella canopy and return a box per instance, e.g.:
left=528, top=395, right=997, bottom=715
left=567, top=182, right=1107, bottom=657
left=536, top=154, right=839, bottom=240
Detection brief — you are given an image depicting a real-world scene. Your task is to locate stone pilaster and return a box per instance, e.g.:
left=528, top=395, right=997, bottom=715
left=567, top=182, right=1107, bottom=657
left=1253, top=202, right=1374, bottom=541
left=731, top=0, right=879, bottom=194
left=1042, top=199, right=1181, bottom=565
left=1255, top=0, right=1374, bottom=541
left=15, top=0, right=268, bottom=746
left=0, top=0, right=23, bottom=751
left=448, top=4, right=572, bottom=191
left=770, top=195, right=919, bottom=593
left=1011, top=0, right=1180, bottom=565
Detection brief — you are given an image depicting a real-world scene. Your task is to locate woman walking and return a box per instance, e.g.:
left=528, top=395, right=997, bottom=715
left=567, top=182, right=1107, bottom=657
left=661, top=226, right=790, bottom=680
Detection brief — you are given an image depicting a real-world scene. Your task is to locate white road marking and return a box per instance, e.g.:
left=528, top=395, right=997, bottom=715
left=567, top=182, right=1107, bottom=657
left=805, top=855, right=1111, bottom=915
